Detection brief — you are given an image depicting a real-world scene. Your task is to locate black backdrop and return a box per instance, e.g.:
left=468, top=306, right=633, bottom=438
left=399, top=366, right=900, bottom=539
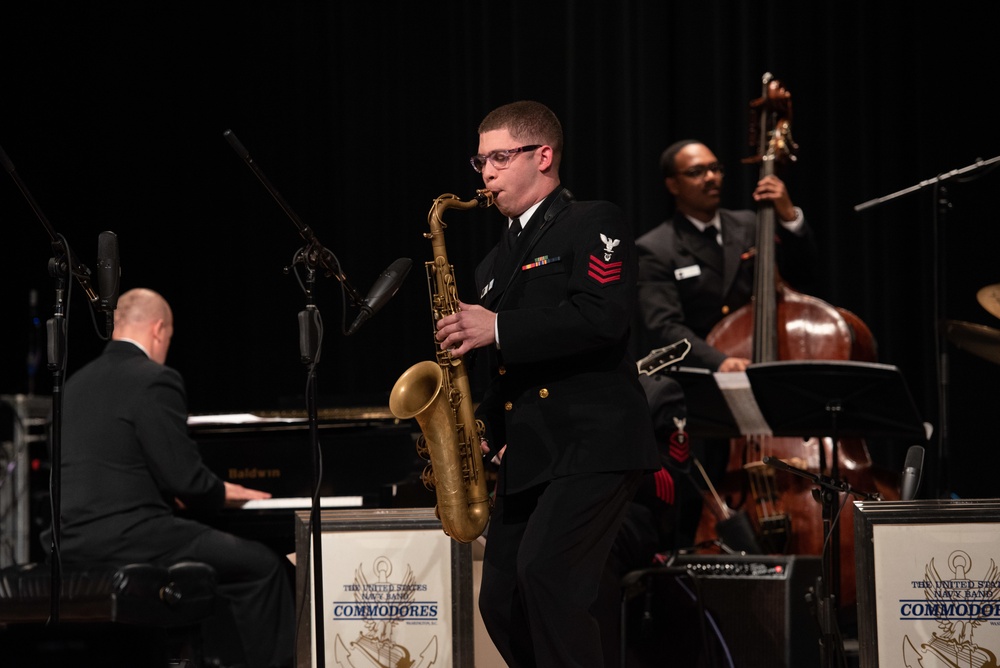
left=2, top=3, right=997, bottom=500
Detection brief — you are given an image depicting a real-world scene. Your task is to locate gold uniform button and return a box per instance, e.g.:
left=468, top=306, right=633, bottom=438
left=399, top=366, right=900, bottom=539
left=498, top=366, right=506, bottom=375
left=538, top=388, right=549, bottom=398
left=721, top=305, right=730, bottom=315
left=504, top=402, right=513, bottom=411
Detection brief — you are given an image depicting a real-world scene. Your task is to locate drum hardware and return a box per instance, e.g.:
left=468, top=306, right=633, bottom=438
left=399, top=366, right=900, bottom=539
left=944, top=319, right=1000, bottom=365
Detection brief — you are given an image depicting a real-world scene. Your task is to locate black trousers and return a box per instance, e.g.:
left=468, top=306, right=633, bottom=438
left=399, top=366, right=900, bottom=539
left=479, top=470, right=642, bottom=668
left=75, top=518, right=296, bottom=668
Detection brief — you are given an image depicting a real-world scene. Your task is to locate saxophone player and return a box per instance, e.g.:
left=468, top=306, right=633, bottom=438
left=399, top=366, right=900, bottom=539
left=435, top=100, right=659, bottom=667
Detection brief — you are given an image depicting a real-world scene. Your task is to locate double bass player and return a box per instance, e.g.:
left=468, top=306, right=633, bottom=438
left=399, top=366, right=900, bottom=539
left=617, top=79, right=892, bottom=666
left=631, top=138, right=819, bottom=552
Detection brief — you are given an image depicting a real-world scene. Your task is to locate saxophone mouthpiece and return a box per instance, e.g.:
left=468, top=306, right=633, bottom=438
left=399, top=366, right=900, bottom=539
left=475, top=189, right=496, bottom=207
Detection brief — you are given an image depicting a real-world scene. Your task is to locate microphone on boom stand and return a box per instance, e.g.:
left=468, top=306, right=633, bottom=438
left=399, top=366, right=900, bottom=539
left=96, top=230, right=120, bottom=336
left=346, top=258, right=412, bottom=336
left=222, top=127, right=414, bottom=668
left=2, top=141, right=123, bottom=624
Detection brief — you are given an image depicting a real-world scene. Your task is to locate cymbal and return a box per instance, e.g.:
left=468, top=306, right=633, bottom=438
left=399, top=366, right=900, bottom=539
left=978, top=284, right=1000, bottom=320
left=945, top=320, right=1000, bottom=365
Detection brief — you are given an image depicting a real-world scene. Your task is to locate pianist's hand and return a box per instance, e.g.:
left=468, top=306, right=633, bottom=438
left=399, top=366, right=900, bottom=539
left=224, top=481, right=273, bottom=507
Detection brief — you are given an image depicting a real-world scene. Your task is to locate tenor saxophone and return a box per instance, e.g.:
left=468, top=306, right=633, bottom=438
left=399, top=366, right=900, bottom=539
left=389, top=190, right=495, bottom=543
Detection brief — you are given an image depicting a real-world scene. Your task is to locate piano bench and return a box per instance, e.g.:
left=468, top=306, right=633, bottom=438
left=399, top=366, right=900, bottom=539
left=0, top=561, right=218, bottom=666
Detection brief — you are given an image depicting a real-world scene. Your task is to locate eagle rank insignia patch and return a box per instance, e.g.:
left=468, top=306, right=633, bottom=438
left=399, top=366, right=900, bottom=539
left=589, top=233, right=622, bottom=285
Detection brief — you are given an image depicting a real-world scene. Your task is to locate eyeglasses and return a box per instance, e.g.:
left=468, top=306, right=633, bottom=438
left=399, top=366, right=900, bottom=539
left=679, top=162, right=725, bottom=179
left=470, top=145, right=542, bottom=173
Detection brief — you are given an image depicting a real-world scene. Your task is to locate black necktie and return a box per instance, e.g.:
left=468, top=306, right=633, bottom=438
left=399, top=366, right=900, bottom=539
left=700, top=225, right=722, bottom=266
left=501, top=219, right=520, bottom=258
left=507, top=218, right=521, bottom=248
left=494, top=218, right=521, bottom=286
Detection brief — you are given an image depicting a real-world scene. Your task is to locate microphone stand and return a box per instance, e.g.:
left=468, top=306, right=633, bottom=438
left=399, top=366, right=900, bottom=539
left=223, top=130, right=365, bottom=309
left=1, top=144, right=110, bottom=625
left=852, top=155, right=1000, bottom=213
left=854, top=154, right=1000, bottom=499
left=297, top=257, right=328, bottom=667
left=762, top=455, right=881, bottom=668
left=223, top=129, right=365, bottom=668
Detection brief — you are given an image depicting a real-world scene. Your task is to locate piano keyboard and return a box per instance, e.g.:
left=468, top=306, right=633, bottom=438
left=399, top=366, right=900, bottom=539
left=239, top=496, right=364, bottom=510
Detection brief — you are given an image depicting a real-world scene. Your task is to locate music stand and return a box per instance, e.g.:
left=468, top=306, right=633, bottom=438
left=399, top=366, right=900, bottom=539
left=667, top=359, right=927, bottom=668
left=746, top=360, right=927, bottom=441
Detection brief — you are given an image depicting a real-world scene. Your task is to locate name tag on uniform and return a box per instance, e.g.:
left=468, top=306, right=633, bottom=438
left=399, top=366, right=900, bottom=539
left=675, top=264, right=702, bottom=280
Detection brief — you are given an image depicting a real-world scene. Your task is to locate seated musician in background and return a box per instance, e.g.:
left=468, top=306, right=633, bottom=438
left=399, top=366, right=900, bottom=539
left=49, top=287, right=294, bottom=668
left=629, top=138, right=820, bottom=556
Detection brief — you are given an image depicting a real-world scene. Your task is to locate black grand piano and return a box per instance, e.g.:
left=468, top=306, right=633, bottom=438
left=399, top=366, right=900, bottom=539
left=187, top=406, right=436, bottom=555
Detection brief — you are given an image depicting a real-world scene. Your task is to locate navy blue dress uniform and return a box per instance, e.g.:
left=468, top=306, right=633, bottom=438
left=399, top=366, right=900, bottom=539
left=632, top=208, right=819, bottom=552
left=635, top=208, right=819, bottom=371
left=474, top=185, right=659, bottom=667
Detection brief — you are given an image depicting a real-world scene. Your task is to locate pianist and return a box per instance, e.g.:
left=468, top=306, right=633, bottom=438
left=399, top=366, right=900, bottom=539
left=49, top=288, right=294, bottom=668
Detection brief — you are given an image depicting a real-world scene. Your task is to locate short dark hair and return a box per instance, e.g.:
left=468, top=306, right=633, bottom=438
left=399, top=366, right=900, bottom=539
left=479, top=101, right=563, bottom=162
left=659, top=139, right=702, bottom=179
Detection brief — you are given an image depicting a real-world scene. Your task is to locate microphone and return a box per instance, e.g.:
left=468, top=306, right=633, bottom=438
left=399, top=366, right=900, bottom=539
left=96, top=230, right=120, bottom=313
left=346, top=258, right=412, bottom=336
left=900, top=445, right=925, bottom=501
left=223, top=129, right=249, bottom=159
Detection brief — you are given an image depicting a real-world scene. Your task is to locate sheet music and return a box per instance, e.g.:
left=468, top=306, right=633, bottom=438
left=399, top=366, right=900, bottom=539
left=714, top=372, right=773, bottom=435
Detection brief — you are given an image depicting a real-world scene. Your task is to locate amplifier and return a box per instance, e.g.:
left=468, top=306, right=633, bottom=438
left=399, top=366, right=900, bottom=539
left=620, top=554, right=822, bottom=668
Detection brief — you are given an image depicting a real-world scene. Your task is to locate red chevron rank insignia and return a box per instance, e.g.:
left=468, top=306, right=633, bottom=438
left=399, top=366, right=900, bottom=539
left=588, top=255, right=622, bottom=284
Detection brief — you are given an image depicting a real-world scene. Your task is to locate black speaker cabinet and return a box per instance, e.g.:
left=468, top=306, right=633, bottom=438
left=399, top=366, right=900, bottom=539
left=621, top=554, right=822, bottom=668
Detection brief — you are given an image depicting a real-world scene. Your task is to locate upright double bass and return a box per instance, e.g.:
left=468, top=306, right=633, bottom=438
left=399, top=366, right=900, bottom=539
left=695, top=73, right=897, bottom=611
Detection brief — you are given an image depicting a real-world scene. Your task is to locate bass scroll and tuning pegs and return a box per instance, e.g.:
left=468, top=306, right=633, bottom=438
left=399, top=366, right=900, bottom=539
left=742, top=71, right=799, bottom=167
